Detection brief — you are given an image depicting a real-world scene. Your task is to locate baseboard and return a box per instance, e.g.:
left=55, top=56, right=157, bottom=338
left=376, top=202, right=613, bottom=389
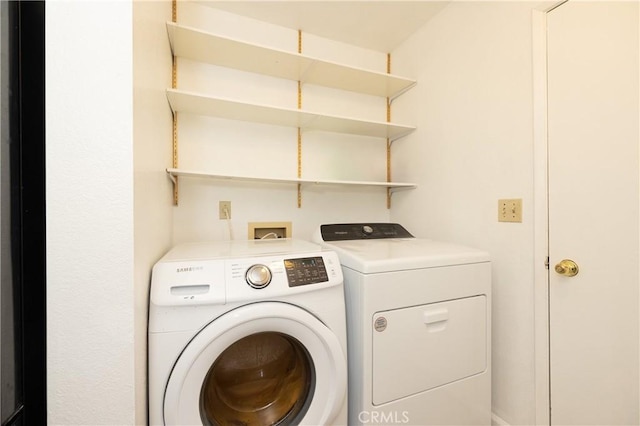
left=491, top=413, right=511, bottom=426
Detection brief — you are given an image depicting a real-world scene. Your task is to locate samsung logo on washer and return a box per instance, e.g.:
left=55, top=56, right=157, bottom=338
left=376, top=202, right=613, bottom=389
left=176, top=266, right=204, bottom=273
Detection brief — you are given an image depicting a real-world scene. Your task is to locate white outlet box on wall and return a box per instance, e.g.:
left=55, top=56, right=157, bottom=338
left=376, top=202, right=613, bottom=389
left=248, top=221, right=292, bottom=239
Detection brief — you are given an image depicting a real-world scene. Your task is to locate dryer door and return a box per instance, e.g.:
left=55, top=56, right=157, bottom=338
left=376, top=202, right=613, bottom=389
left=163, top=302, right=347, bottom=426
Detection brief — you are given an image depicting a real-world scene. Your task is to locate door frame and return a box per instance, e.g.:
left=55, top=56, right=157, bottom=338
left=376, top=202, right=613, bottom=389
left=531, top=3, right=564, bottom=426
left=2, top=2, right=47, bottom=424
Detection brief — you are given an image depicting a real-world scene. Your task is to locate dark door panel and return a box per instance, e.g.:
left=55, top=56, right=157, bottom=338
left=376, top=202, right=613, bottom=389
left=1, top=2, right=46, bottom=425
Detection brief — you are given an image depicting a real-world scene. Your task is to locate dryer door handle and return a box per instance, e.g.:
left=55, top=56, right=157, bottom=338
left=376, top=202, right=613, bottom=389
left=423, top=309, right=449, bottom=325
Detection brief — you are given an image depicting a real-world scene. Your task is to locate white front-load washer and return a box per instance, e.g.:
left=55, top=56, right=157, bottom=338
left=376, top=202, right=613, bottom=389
left=312, top=223, right=491, bottom=426
left=148, top=239, right=348, bottom=426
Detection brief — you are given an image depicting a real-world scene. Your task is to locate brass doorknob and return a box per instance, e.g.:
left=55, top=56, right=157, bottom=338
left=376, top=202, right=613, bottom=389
left=555, top=259, right=579, bottom=277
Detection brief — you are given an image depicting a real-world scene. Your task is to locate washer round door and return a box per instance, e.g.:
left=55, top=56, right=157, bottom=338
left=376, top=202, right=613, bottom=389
left=163, top=302, right=347, bottom=426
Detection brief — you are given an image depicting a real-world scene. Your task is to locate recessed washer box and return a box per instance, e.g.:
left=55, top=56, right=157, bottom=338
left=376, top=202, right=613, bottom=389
left=248, top=222, right=292, bottom=239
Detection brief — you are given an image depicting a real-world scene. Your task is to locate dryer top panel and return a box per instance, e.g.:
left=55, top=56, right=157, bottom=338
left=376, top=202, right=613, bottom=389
left=313, top=224, right=489, bottom=273
left=159, top=239, right=325, bottom=261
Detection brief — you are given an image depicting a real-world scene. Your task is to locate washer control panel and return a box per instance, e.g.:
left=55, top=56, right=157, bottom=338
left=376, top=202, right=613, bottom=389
left=151, top=241, right=343, bottom=306
left=320, top=223, right=414, bottom=241
left=225, top=251, right=341, bottom=303
left=284, top=257, right=328, bottom=287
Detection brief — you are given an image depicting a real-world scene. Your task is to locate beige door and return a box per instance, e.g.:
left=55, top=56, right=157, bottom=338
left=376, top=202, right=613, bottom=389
left=547, top=1, right=639, bottom=424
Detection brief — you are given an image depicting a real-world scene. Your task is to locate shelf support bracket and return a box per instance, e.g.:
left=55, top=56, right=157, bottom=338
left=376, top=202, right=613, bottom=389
left=297, top=127, right=302, bottom=208
left=297, top=30, right=303, bottom=208
left=387, top=186, right=404, bottom=203
left=171, top=0, right=179, bottom=205
left=386, top=53, right=392, bottom=209
left=172, top=111, right=179, bottom=205
left=388, top=81, right=418, bottom=104
left=167, top=170, right=177, bottom=186
left=386, top=138, right=392, bottom=209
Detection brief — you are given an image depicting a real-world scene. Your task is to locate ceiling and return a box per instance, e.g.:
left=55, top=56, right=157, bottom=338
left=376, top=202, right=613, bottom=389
left=200, top=1, right=450, bottom=52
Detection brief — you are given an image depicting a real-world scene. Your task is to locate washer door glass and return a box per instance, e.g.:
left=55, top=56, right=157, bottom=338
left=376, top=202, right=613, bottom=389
left=200, top=332, right=314, bottom=425
left=163, top=302, right=347, bottom=426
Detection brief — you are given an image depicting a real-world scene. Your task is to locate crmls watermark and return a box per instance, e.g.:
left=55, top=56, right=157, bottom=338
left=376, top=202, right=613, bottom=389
left=358, top=411, right=410, bottom=424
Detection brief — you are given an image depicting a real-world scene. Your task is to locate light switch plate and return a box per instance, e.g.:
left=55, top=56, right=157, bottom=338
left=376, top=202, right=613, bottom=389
left=498, top=199, right=522, bottom=223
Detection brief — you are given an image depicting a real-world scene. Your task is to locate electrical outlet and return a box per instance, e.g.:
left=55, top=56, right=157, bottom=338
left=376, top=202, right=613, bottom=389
left=219, top=201, right=231, bottom=220
left=498, top=199, right=522, bottom=223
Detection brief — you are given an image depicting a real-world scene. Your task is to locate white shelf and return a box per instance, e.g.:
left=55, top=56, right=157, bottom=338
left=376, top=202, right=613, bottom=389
left=167, top=89, right=416, bottom=141
left=167, top=168, right=417, bottom=190
left=165, top=19, right=418, bottom=205
left=166, top=22, right=417, bottom=99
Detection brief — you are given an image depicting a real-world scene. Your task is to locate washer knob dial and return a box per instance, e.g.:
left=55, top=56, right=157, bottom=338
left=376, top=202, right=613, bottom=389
left=362, top=225, right=374, bottom=235
left=245, top=264, right=272, bottom=289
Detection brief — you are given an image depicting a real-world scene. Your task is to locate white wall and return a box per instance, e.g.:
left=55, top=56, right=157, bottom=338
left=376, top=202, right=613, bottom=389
left=46, top=1, right=135, bottom=424
left=133, top=1, right=174, bottom=424
left=392, top=3, right=539, bottom=424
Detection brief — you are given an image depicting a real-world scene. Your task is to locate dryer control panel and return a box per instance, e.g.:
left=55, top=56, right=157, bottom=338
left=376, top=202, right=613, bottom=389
left=320, top=223, right=414, bottom=241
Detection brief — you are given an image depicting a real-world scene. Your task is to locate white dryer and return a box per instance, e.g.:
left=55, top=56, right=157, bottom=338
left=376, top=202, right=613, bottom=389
left=313, top=223, right=491, bottom=426
left=148, top=239, right=348, bottom=426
